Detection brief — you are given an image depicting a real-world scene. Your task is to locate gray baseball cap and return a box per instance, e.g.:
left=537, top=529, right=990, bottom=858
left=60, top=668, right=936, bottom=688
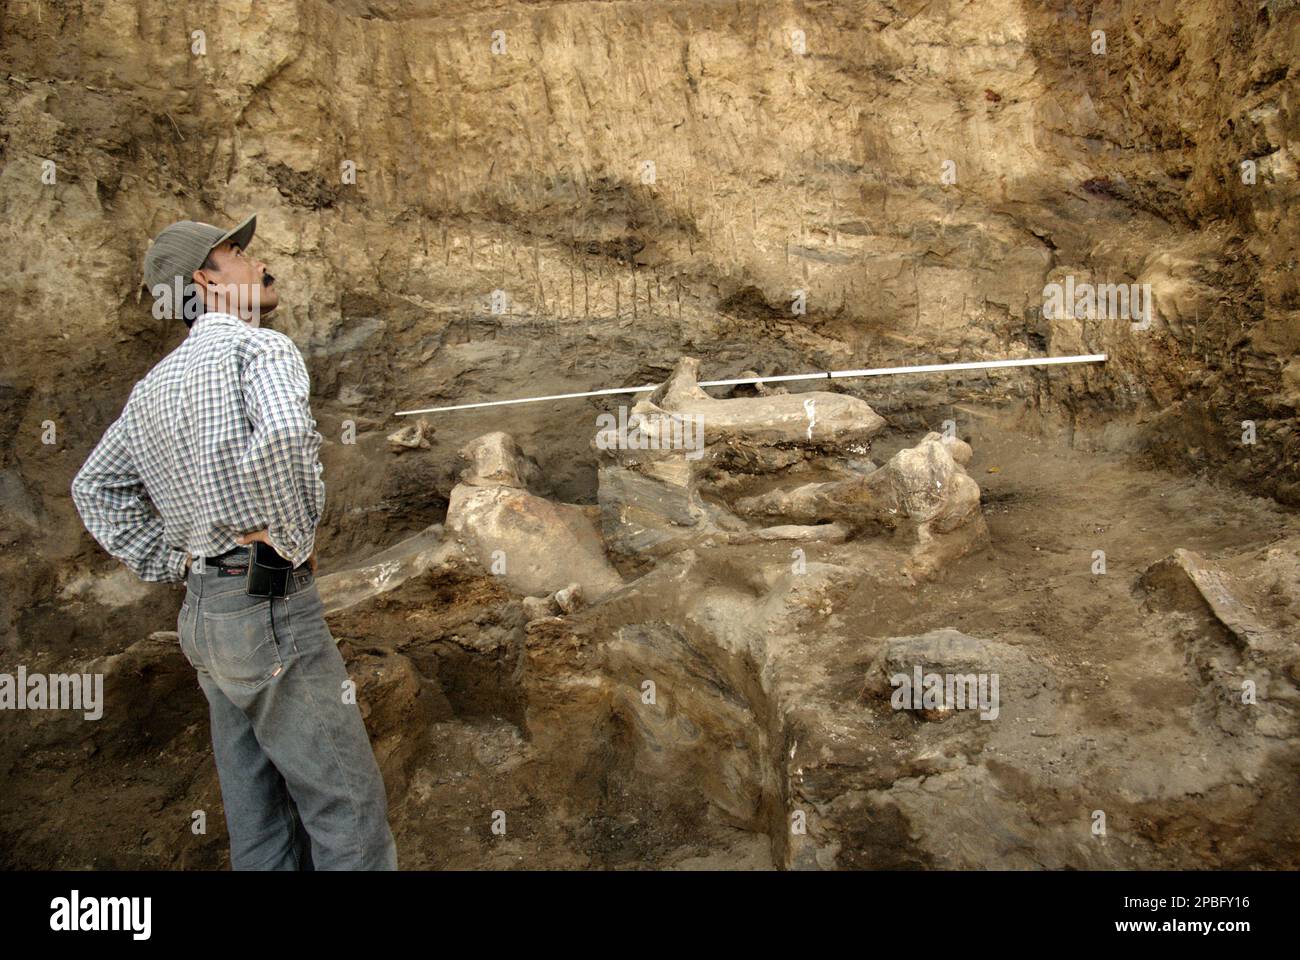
left=142, top=213, right=257, bottom=295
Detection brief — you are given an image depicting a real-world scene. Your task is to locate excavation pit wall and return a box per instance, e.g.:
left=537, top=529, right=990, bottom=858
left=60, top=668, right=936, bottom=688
left=287, top=419, right=1300, bottom=870
left=4, top=409, right=1300, bottom=870
left=317, top=546, right=802, bottom=867
left=319, top=537, right=925, bottom=870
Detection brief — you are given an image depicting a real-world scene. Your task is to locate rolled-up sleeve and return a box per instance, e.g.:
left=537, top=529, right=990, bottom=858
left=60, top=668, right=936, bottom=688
left=237, top=336, right=325, bottom=568
left=71, top=412, right=190, bottom=583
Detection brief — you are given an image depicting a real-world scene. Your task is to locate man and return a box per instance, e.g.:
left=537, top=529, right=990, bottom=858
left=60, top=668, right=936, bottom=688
left=71, top=214, right=397, bottom=870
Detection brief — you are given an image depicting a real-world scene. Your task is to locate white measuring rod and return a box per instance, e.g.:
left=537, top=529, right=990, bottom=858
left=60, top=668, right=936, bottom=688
left=394, top=353, right=1107, bottom=416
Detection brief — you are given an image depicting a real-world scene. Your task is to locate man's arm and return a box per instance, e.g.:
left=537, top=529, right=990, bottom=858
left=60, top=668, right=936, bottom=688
left=71, top=411, right=190, bottom=583
left=238, top=335, right=325, bottom=568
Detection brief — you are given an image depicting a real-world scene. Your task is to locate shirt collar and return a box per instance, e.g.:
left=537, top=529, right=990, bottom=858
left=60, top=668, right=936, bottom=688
left=190, top=312, right=245, bottom=333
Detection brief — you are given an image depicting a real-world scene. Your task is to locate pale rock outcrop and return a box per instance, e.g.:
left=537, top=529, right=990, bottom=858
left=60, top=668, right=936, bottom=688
left=595, top=357, right=887, bottom=558
left=636, top=357, right=884, bottom=447
left=1140, top=539, right=1300, bottom=738
left=447, top=432, right=623, bottom=601
left=920, top=430, right=973, bottom=467
left=735, top=432, right=988, bottom=578
left=316, top=524, right=464, bottom=616
left=519, top=582, right=586, bottom=623
left=386, top=419, right=433, bottom=452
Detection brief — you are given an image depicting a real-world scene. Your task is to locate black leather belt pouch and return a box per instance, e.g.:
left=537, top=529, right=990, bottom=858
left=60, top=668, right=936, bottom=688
left=246, top=541, right=293, bottom=598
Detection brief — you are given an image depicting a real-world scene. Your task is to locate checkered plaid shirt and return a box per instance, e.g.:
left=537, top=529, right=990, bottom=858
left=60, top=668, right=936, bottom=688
left=72, top=312, right=325, bottom=582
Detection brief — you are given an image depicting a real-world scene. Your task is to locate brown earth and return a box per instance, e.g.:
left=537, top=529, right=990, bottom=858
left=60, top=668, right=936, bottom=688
left=2, top=413, right=1297, bottom=868
left=0, top=0, right=1297, bottom=868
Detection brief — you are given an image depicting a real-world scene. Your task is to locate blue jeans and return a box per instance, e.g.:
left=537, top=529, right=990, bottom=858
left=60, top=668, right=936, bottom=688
left=177, top=550, right=398, bottom=870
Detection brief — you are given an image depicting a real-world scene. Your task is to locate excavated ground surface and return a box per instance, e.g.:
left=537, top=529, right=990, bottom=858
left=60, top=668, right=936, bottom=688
left=2, top=414, right=1294, bottom=869
left=1, top=0, right=1297, bottom=870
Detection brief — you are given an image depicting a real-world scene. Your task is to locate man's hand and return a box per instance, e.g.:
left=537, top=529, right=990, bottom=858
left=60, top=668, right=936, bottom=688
left=235, top=528, right=275, bottom=550
left=236, top=529, right=317, bottom=572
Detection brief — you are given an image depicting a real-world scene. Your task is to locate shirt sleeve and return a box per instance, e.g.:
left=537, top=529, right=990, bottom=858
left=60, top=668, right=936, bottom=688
left=237, top=335, right=325, bottom=568
left=71, top=411, right=190, bottom=583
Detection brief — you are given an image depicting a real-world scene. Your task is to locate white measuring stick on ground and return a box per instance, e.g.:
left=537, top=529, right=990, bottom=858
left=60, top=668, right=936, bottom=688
left=394, top=353, right=1107, bottom=416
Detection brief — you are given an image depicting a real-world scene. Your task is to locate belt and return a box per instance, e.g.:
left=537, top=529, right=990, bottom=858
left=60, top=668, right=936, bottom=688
left=201, top=546, right=310, bottom=572
left=205, top=546, right=250, bottom=564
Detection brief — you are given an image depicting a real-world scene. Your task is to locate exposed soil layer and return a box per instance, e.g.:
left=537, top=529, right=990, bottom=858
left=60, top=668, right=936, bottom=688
left=3, top=415, right=1295, bottom=869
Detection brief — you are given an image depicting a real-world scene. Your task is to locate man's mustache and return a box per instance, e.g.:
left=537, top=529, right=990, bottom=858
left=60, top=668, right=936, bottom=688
left=261, top=271, right=275, bottom=287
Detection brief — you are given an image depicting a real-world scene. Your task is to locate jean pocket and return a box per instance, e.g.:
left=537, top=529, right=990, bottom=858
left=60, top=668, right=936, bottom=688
left=283, top=580, right=330, bottom=654
left=202, top=599, right=283, bottom=688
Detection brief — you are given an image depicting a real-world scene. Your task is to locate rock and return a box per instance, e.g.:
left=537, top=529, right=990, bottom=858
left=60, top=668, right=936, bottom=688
left=316, top=524, right=464, bottom=616
left=522, top=595, right=558, bottom=621
left=553, top=583, right=584, bottom=614
left=1142, top=548, right=1274, bottom=651
left=458, top=431, right=536, bottom=488
left=594, top=357, right=886, bottom=559
left=596, top=458, right=717, bottom=558
left=1140, top=539, right=1300, bottom=735
left=638, top=357, right=885, bottom=448
left=387, top=419, right=432, bottom=451
left=734, top=433, right=989, bottom=578
left=865, top=628, right=1047, bottom=722
left=447, top=432, right=623, bottom=601
left=920, top=431, right=973, bottom=466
